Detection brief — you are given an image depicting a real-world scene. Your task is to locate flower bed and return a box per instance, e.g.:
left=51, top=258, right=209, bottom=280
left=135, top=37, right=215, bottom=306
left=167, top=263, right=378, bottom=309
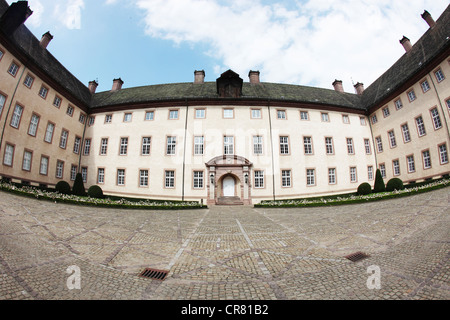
left=0, top=181, right=206, bottom=210
left=255, top=178, right=450, bottom=208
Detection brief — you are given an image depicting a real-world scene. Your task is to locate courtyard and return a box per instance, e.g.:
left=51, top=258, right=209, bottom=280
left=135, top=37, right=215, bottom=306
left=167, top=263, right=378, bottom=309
left=0, top=188, right=448, bottom=301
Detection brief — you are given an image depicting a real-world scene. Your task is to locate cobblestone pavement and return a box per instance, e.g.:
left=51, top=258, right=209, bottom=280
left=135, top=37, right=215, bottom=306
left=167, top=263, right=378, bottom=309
left=0, top=188, right=448, bottom=300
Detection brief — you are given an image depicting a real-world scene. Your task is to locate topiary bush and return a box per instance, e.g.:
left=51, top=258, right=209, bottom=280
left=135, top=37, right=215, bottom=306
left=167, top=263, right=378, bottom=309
left=72, top=173, right=86, bottom=196
left=357, top=182, right=372, bottom=195
left=386, top=178, right=404, bottom=192
left=55, top=181, right=71, bottom=195
left=88, top=185, right=104, bottom=199
left=373, top=169, right=386, bottom=193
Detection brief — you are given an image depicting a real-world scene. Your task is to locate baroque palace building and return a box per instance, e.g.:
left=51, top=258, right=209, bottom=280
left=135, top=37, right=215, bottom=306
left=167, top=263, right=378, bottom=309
left=0, top=1, right=449, bottom=205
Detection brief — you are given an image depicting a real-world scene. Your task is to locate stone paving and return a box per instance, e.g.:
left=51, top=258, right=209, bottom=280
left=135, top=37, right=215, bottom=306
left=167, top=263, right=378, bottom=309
left=0, top=188, right=448, bottom=300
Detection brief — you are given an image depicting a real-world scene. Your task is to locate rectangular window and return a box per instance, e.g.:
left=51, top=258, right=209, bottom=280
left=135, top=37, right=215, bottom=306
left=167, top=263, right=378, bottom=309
left=53, top=96, right=62, bottom=108
left=22, top=150, right=32, bottom=171
left=394, top=98, right=403, bottom=110
left=165, top=170, right=175, bottom=188
left=303, top=137, right=313, bottom=154
left=415, top=116, right=426, bottom=136
left=401, top=124, right=411, bottom=143
left=83, top=139, right=91, bottom=156
left=73, top=137, right=81, bottom=154
left=342, top=114, right=350, bottom=123
left=142, top=137, right=151, bottom=155
left=371, top=114, right=378, bottom=124
left=407, top=89, right=416, bottom=102
left=300, top=111, right=309, bottom=120
left=223, top=109, right=234, bottom=118
left=421, top=80, right=431, bottom=93
left=28, top=114, right=40, bottom=136
left=123, top=113, right=132, bottom=122
left=120, top=137, right=128, bottom=155
left=281, top=170, right=291, bottom=187
left=195, top=109, right=205, bottom=119
left=44, top=123, right=55, bottom=143
left=435, top=69, right=445, bottom=82
left=368, top=166, right=374, bottom=181
left=78, top=114, right=86, bottom=124
left=58, top=135, right=69, bottom=154
left=280, top=136, right=289, bottom=155
left=8, top=62, right=19, bottom=76
left=88, top=116, right=95, bottom=126
left=0, top=50, right=3, bottom=60
left=224, top=136, right=234, bottom=155
left=11, top=104, right=23, bottom=128
left=97, top=168, right=105, bottom=184
left=251, top=136, right=262, bottom=155
left=100, top=138, right=108, bottom=155
left=251, top=109, right=262, bottom=119
left=325, top=137, right=334, bottom=155
left=393, top=160, right=400, bottom=176
left=66, top=106, right=74, bottom=117
left=321, top=113, right=329, bottom=122
left=105, top=114, right=112, bottom=123
left=328, top=168, right=336, bottom=185
left=376, top=137, right=383, bottom=153
left=23, top=74, right=34, bottom=88
left=422, top=150, right=431, bottom=169
left=360, top=117, right=366, bottom=125
left=306, top=169, right=315, bottom=186
left=430, top=108, right=442, bottom=130
left=379, top=164, right=386, bottom=179
left=145, top=111, right=154, bottom=121
left=193, top=171, right=204, bottom=189
left=3, top=144, right=14, bottom=166
left=38, top=86, right=48, bottom=99
left=39, top=156, right=49, bottom=175
left=0, top=94, right=5, bottom=116
left=346, top=138, right=354, bottom=154
left=140, top=170, right=149, bottom=187
left=117, top=169, right=125, bottom=186
left=364, top=139, right=371, bottom=154
left=166, top=136, right=176, bottom=155
left=81, top=167, right=88, bottom=183
left=388, top=130, right=397, bottom=148
left=277, top=110, right=286, bottom=119
left=407, top=155, right=415, bottom=173
left=56, top=160, right=64, bottom=179
left=350, top=167, right=357, bottom=182
left=194, top=136, right=204, bottom=155
left=382, top=107, right=390, bottom=118
left=439, top=144, right=449, bottom=164
left=70, top=165, right=77, bottom=181
left=254, top=170, right=264, bottom=188
left=169, top=110, right=179, bottom=120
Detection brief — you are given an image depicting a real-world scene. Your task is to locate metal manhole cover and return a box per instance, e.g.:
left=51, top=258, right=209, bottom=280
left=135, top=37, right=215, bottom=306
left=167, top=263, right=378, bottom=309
left=345, top=251, right=370, bottom=262
left=139, top=268, right=169, bottom=281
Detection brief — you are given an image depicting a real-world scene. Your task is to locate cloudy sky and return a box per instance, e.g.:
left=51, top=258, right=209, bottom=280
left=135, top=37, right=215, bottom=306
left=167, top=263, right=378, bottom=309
left=8, top=0, right=449, bottom=93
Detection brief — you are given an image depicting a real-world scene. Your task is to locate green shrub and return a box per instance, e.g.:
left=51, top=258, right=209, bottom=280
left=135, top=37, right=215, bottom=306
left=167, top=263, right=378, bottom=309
left=72, top=173, right=86, bottom=196
left=88, top=185, right=104, bottom=199
left=357, top=182, right=372, bottom=195
left=386, top=178, right=404, bottom=192
left=55, top=181, right=71, bottom=195
left=373, top=169, right=386, bottom=193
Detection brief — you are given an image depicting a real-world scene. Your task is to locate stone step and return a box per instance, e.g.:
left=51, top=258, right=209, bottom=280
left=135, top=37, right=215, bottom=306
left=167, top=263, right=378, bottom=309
left=216, top=196, right=244, bottom=205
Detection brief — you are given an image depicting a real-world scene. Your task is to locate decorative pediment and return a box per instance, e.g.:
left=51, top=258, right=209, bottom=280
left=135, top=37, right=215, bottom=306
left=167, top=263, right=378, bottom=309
left=206, top=155, right=252, bottom=167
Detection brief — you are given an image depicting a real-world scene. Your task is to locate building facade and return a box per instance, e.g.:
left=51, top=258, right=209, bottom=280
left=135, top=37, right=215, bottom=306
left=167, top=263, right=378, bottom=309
left=0, top=1, right=449, bottom=205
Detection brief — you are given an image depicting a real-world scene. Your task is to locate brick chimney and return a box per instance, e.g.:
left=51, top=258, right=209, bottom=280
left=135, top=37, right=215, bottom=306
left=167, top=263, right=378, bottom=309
left=194, top=70, right=205, bottom=84
left=354, top=82, right=364, bottom=95
left=249, top=70, right=261, bottom=84
left=332, top=80, right=344, bottom=93
left=40, top=31, right=53, bottom=49
left=421, top=10, right=435, bottom=28
left=400, top=36, right=412, bottom=53
left=88, top=80, right=98, bottom=94
left=111, top=78, right=123, bottom=92
left=0, top=1, right=33, bottom=34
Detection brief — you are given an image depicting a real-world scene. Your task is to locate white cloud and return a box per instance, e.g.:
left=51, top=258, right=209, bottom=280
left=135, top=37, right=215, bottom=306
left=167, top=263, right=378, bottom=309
left=24, top=0, right=85, bottom=30
left=54, top=0, right=85, bottom=30
left=135, top=0, right=448, bottom=91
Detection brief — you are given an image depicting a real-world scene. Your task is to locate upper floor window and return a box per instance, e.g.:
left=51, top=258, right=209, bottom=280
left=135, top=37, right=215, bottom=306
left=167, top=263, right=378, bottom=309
left=251, top=109, right=261, bottom=119
left=83, top=139, right=91, bottom=156
left=360, top=117, right=366, bottom=125
left=321, top=112, right=329, bottom=122
left=382, top=107, right=390, bottom=118
left=142, top=137, right=151, bottom=155
left=364, top=139, right=371, bottom=154
left=169, top=109, right=179, bottom=120
left=300, top=111, right=309, bottom=121
left=342, top=114, right=350, bottom=124
left=66, top=105, right=74, bottom=117
left=120, top=137, right=128, bottom=155
left=430, top=108, right=442, bottom=130
left=303, top=137, right=313, bottom=155
left=44, top=122, right=55, bottom=143
left=421, top=79, right=431, bottom=93
left=253, top=136, right=263, bottom=155
left=371, top=114, right=378, bottom=124
left=401, top=123, right=411, bottom=143
left=0, top=94, right=5, bottom=116
left=100, top=138, right=108, bottom=155
left=375, top=136, right=383, bottom=153
left=60, top=130, right=69, bottom=149
left=23, top=74, right=34, bottom=88
left=325, top=137, right=334, bottom=155
left=123, top=113, right=132, bottom=122
left=388, top=130, right=397, bottom=148
left=73, top=137, right=81, bottom=154
left=8, top=62, right=19, bottom=77
left=195, top=109, right=206, bottom=119
left=346, top=138, right=354, bottom=154
left=280, top=136, right=289, bottom=155
left=435, top=69, right=445, bottom=83
left=394, top=98, right=403, bottom=110
left=79, top=114, right=86, bottom=124
left=166, top=136, right=176, bottom=155
left=105, top=114, right=112, bottom=123
left=415, top=116, right=426, bottom=136
left=224, top=136, right=234, bottom=155
left=407, top=89, right=416, bottom=102
left=53, top=96, right=62, bottom=108
left=223, top=108, right=234, bottom=119
left=10, top=104, right=23, bottom=128
left=38, top=86, right=48, bottom=99
left=28, top=114, right=40, bottom=137
left=277, top=110, right=286, bottom=120
left=194, top=136, right=204, bottom=155
left=145, top=111, right=154, bottom=121
left=88, top=116, right=95, bottom=126
left=0, top=49, right=4, bottom=60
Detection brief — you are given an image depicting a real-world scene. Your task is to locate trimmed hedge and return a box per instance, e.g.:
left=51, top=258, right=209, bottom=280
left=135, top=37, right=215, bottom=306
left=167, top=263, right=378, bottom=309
left=373, top=169, right=386, bottom=193
left=55, top=181, right=71, bottom=195
left=386, top=178, right=404, bottom=192
left=88, top=185, right=104, bottom=199
left=72, top=173, right=86, bottom=196
left=357, top=182, right=372, bottom=195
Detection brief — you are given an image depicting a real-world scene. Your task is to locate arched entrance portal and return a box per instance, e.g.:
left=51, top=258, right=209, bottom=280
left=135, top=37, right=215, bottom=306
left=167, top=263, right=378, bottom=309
left=206, top=155, right=253, bottom=205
